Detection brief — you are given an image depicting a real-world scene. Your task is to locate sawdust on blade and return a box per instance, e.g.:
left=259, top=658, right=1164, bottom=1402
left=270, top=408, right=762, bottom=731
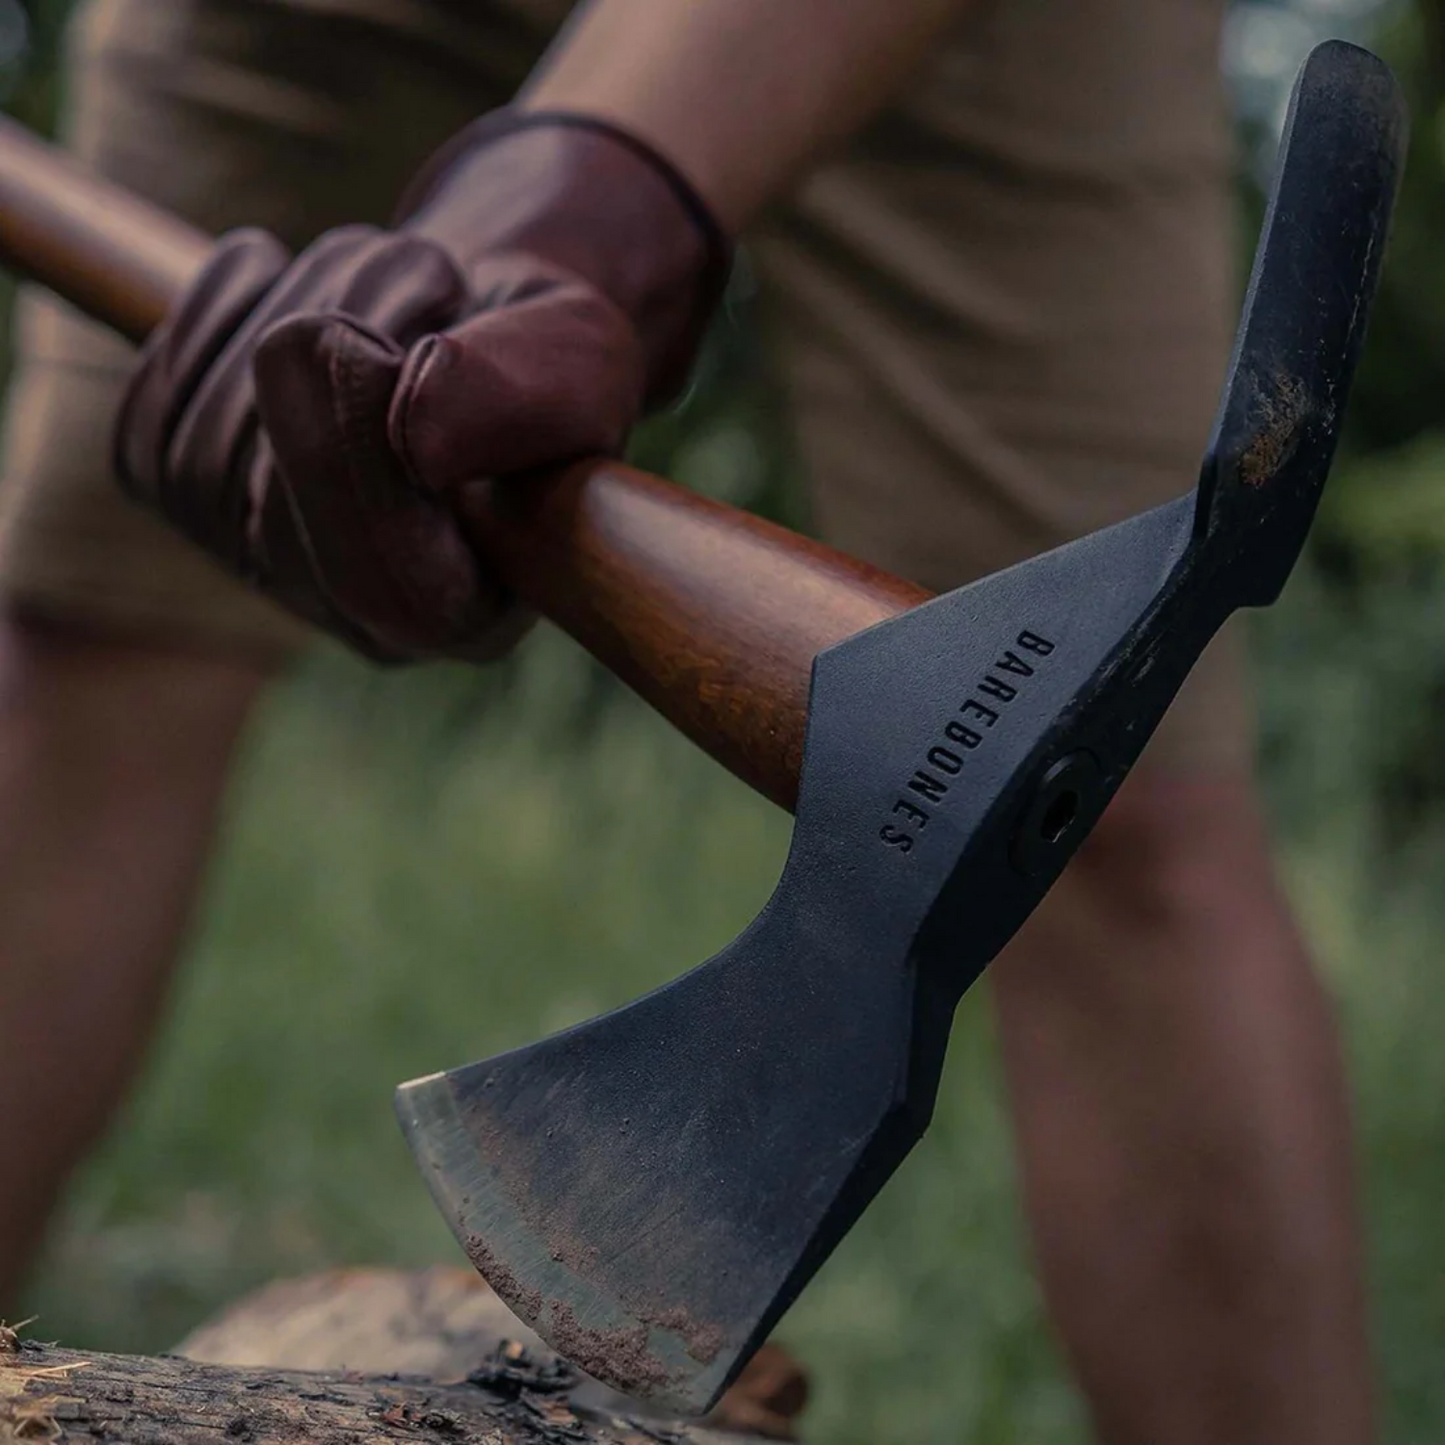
left=542, top=1303, right=675, bottom=1401
left=465, top=1229, right=731, bottom=1401
left=465, top=1233, right=546, bottom=1325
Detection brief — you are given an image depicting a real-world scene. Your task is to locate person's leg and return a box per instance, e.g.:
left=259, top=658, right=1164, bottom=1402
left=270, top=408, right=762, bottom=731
left=753, top=0, right=1372, bottom=1436
left=993, top=760, right=1369, bottom=1443
left=0, top=291, right=302, bottom=1315
left=0, top=619, right=271, bottom=1307
left=0, top=0, right=560, bottom=1308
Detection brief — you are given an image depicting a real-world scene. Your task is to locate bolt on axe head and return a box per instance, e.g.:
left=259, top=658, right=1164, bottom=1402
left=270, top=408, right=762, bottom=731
left=396, top=40, right=1405, bottom=1416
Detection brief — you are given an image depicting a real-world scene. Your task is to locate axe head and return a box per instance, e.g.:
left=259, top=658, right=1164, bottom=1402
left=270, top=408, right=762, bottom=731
left=397, top=41, right=1405, bottom=1415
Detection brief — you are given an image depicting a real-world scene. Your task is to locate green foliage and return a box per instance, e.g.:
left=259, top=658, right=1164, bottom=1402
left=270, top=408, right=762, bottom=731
left=7, top=0, right=73, bottom=131
left=1346, top=0, right=1445, bottom=456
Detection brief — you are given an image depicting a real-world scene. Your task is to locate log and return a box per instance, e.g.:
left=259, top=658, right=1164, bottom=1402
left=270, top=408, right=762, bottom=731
left=0, top=1269, right=806, bottom=1444
left=1, top=1338, right=722, bottom=1444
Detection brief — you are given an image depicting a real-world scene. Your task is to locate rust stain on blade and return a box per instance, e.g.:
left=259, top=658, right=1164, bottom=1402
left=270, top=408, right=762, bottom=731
left=1240, top=373, right=1309, bottom=487
left=397, top=1063, right=742, bottom=1412
left=466, top=1258, right=729, bottom=1400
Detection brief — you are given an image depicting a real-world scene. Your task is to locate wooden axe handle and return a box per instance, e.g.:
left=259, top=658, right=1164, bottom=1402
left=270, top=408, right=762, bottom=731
left=0, top=115, right=928, bottom=811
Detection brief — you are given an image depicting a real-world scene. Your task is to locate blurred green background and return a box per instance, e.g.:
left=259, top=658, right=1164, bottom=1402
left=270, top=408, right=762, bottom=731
left=10, top=0, right=1445, bottom=1439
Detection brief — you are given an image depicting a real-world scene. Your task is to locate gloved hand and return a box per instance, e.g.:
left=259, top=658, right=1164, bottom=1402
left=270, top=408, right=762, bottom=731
left=115, top=113, right=731, bottom=660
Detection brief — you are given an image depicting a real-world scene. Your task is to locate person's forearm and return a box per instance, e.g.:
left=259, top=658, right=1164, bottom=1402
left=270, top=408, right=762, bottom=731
left=521, top=0, right=969, bottom=233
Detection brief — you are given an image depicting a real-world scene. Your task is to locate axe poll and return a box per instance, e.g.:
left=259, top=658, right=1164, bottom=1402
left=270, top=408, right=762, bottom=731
left=0, top=40, right=1407, bottom=1416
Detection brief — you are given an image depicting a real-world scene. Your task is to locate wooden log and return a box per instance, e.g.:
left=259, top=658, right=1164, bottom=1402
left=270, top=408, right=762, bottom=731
left=1, top=1337, right=727, bottom=1444
left=0, top=1269, right=807, bottom=1444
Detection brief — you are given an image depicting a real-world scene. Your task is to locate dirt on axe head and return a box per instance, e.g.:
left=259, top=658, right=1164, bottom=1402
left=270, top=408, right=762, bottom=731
left=396, top=40, right=1406, bottom=1416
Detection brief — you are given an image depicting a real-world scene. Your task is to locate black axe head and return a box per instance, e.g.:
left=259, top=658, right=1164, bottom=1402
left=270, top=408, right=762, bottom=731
left=396, top=41, right=1405, bottom=1415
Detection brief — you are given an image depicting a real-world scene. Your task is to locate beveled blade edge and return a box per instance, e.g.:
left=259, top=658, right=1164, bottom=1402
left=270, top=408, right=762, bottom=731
left=394, top=1070, right=735, bottom=1414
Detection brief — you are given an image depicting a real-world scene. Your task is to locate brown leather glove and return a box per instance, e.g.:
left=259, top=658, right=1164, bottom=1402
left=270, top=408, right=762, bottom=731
left=116, top=113, right=731, bottom=660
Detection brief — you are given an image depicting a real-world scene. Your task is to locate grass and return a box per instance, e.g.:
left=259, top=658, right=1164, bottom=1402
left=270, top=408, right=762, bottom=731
left=16, top=527, right=1445, bottom=1443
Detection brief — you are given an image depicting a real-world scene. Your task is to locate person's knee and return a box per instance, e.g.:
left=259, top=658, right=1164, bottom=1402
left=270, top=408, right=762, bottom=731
left=1064, top=762, right=1281, bottom=927
left=997, top=758, right=1305, bottom=1020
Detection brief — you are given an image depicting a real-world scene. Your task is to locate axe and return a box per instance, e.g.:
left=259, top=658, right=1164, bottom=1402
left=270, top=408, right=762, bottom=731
left=0, top=40, right=1405, bottom=1415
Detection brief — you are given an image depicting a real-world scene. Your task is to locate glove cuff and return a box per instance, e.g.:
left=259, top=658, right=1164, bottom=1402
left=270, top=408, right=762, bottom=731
left=397, top=110, right=733, bottom=407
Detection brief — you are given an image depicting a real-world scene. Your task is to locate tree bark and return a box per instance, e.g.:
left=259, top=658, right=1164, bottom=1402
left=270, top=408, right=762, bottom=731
left=0, top=1335, right=730, bottom=1443
left=0, top=1268, right=805, bottom=1444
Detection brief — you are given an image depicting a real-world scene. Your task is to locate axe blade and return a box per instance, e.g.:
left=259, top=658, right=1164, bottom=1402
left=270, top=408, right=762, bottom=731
left=396, top=40, right=1405, bottom=1415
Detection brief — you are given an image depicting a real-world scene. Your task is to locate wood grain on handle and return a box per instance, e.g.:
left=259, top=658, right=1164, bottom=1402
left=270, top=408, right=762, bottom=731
left=462, top=468, right=925, bottom=808
left=0, top=116, right=206, bottom=342
left=0, top=115, right=929, bottom=811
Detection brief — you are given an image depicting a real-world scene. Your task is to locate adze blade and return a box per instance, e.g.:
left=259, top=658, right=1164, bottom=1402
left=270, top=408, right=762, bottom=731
left=396, top=40, right=1406, bottom=1414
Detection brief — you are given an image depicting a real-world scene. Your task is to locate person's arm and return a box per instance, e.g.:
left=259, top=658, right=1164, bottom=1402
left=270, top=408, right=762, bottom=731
left=115, top=0, right=970, bottom=661
left=523, top=0, right=969, bottom=231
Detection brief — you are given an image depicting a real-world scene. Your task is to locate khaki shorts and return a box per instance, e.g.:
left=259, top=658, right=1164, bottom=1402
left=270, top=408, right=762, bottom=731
left=0, top=0, right=1250, bottom=765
